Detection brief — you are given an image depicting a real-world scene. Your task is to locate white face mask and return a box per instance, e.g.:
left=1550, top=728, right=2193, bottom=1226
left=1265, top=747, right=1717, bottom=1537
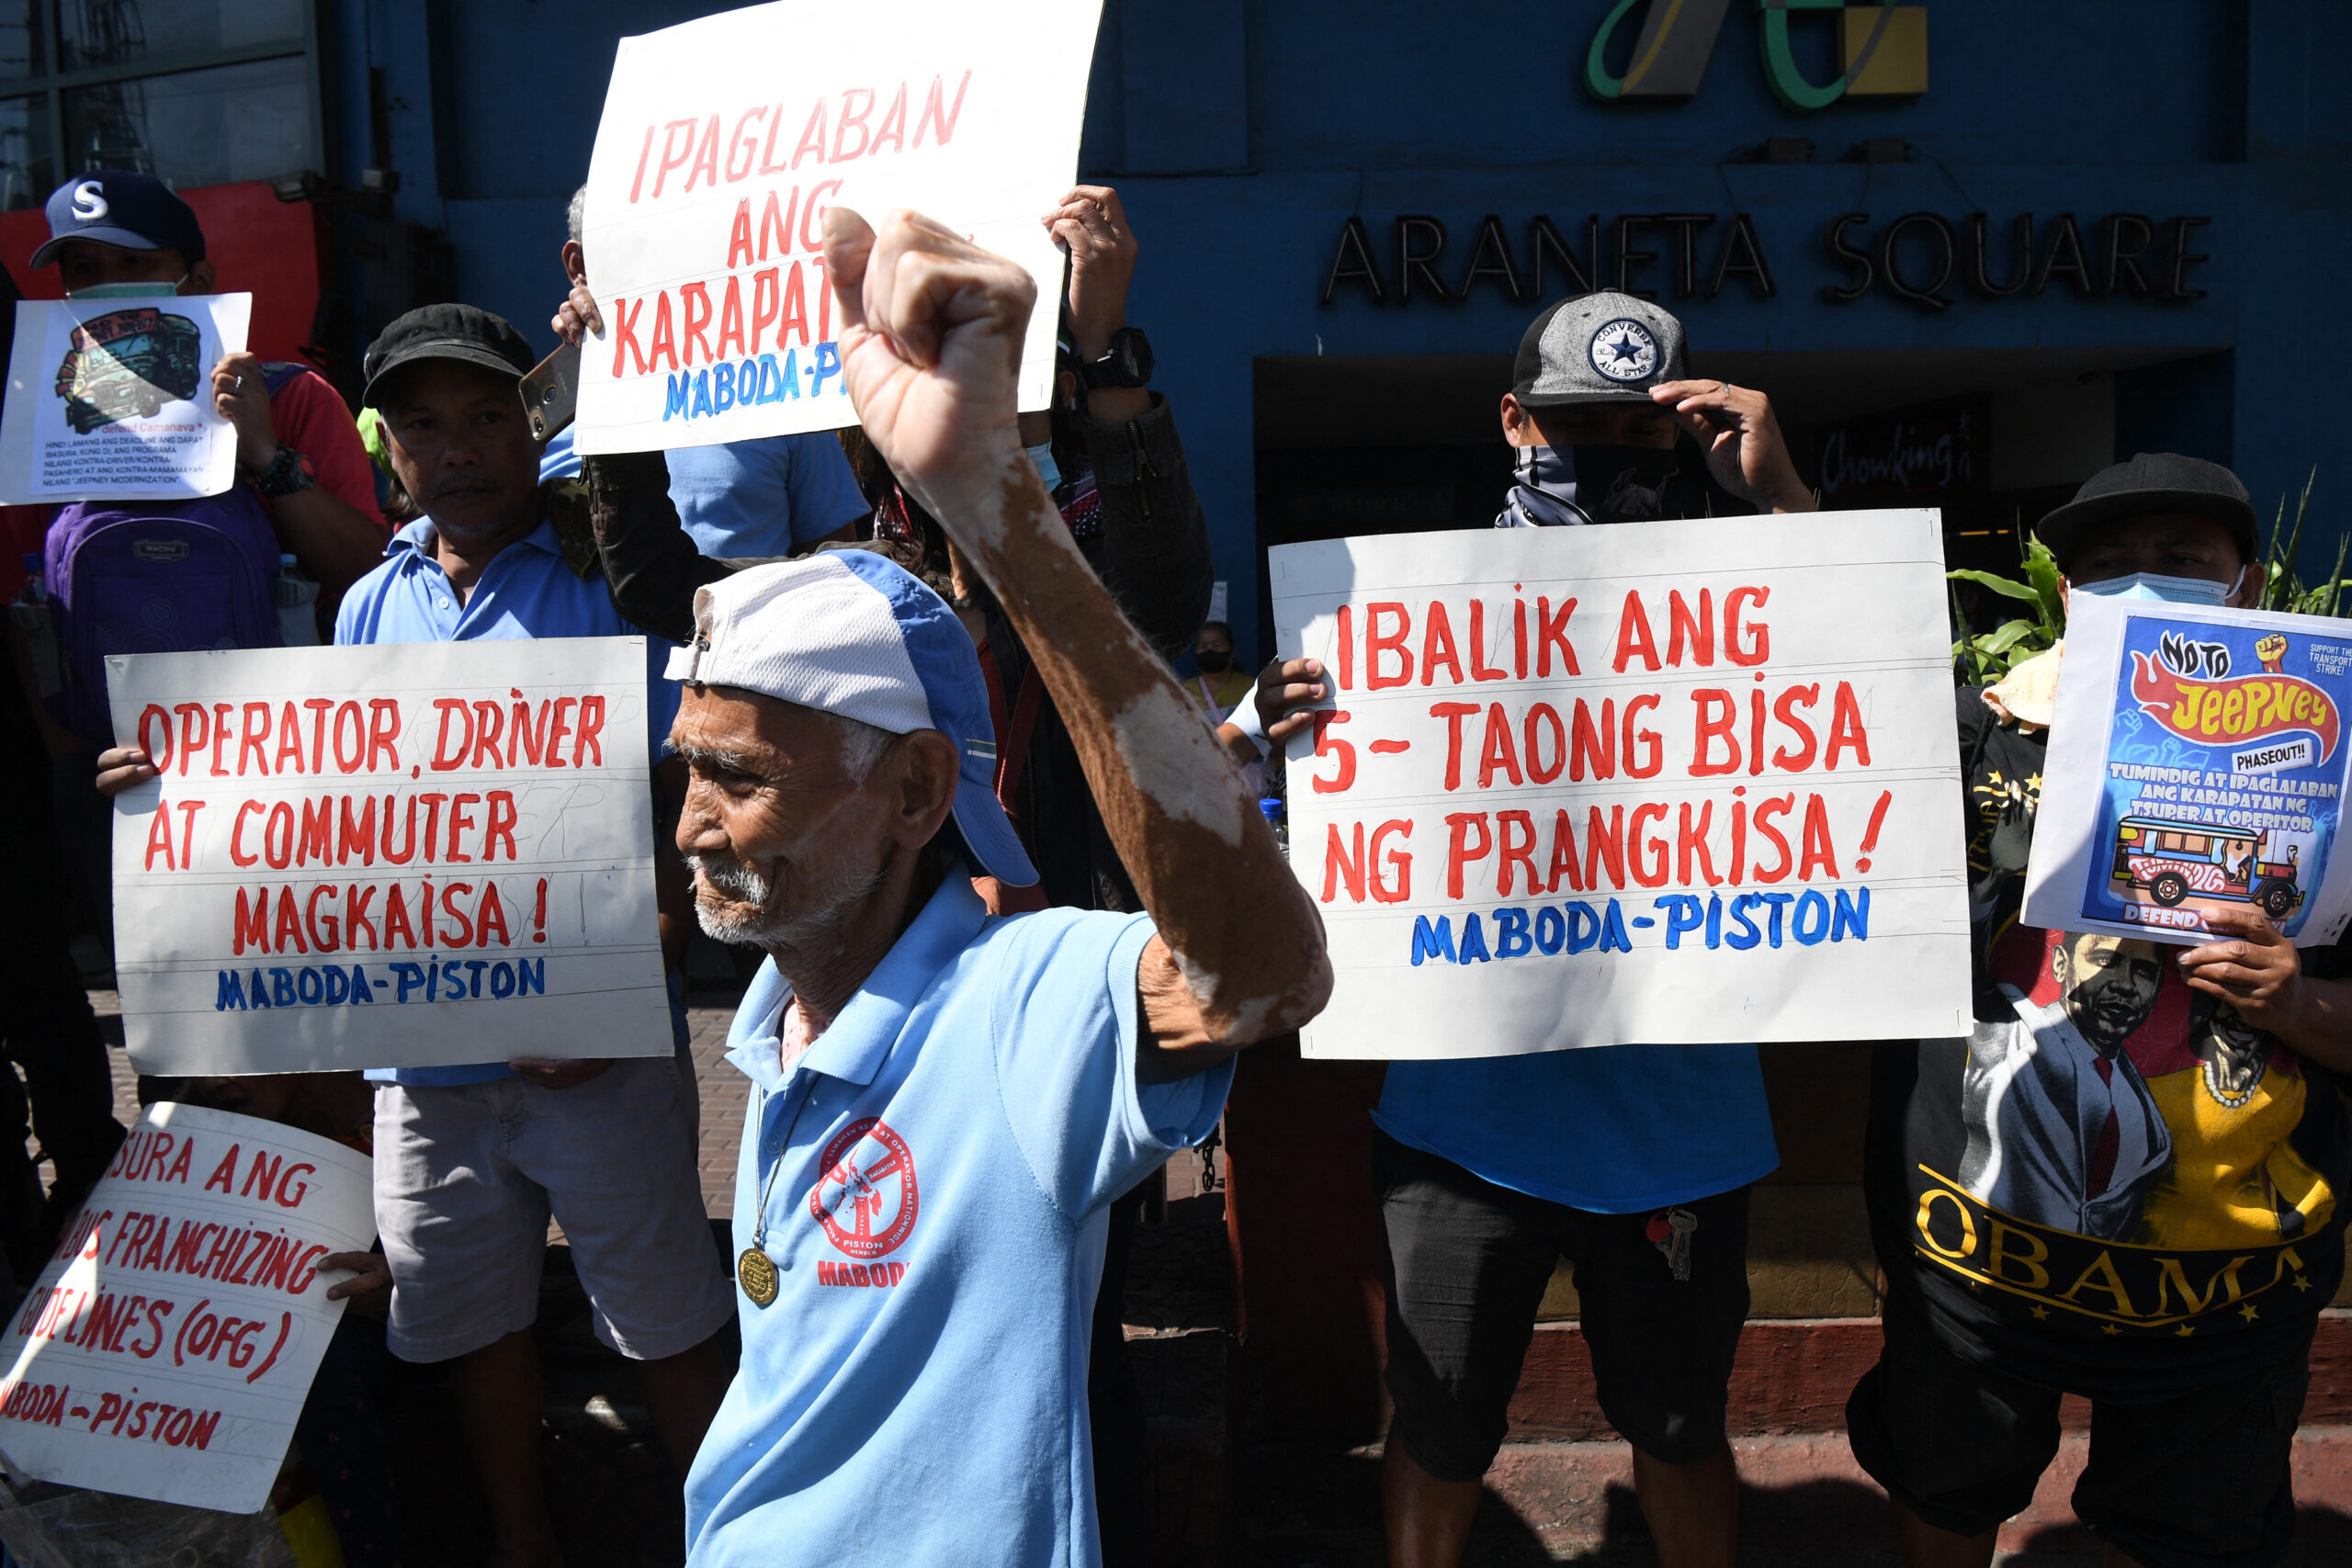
left=2070, top=567, right=2244, bottom=607
left=67, top=276, right=187, bottom=299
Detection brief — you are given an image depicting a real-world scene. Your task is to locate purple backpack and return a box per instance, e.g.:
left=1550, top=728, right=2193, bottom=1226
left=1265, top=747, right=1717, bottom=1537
left=43, top=486, right=285, bottom=749
left=42, top=362, right=315, bottom=748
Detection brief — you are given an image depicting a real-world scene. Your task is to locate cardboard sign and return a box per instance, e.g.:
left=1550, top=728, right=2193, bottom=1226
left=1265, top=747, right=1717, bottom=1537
left=571, top=0, right=1103, bottom=454
left=0, top=293, right=250, bottom=503
left=106, top=639, right=673, bottom=1076
left=0, top=1104, right=373, bottom=1513
left=1270, top=512, right=1973, bottom=1060
left=2022, top=594, right=2352, bottom=947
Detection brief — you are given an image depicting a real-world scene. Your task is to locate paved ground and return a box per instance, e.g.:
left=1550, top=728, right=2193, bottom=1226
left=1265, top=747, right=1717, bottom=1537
left=683, top=1003, right=746, bottom=1214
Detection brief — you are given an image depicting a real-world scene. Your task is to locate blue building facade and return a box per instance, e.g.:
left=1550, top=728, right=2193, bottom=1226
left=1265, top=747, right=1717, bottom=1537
left=324, top=1, right=2344, bottom=660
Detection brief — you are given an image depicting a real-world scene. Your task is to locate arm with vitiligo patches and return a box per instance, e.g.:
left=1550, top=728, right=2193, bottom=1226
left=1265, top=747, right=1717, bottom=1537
left=820, top=206, right=1332, bottom=1059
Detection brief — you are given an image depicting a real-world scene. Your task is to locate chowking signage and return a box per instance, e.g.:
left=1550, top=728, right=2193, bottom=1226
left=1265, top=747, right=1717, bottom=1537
left=1586, top=0, right=1928, bottom=110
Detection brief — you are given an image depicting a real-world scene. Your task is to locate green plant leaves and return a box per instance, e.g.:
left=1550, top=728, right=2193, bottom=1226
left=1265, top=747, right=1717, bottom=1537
left=1946, top=570, right=2041, bottom=603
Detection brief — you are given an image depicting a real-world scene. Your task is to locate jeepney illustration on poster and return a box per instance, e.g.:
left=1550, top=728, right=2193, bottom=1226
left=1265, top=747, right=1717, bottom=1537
left=0, top=291, right=250, bottom=502
left=2083, top=613, right=2345, bottom=939
left=2023, top=593, right=2352, bottom=949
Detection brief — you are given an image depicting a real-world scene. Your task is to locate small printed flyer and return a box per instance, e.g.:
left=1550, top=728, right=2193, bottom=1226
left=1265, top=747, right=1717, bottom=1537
left=0, top=291, right=250, bottom=503
left=2022, top=593, right=2352, bottom=947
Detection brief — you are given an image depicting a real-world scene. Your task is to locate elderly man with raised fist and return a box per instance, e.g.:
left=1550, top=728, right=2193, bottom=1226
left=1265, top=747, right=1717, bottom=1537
left=672, top=205, right=1330, bottom=1568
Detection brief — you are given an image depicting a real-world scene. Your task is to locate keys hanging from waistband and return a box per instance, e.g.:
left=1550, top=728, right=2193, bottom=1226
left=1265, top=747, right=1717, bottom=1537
left=1646, top=1205, right=1699, bottom=1282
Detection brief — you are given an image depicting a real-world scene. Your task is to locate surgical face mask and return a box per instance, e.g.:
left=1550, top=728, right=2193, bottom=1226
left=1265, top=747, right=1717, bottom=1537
left=67, top=276, right=187, bottom=299
left=2070, top=568, right=2244, bottom=607
left=1024, top=441, right=1061, bottom=495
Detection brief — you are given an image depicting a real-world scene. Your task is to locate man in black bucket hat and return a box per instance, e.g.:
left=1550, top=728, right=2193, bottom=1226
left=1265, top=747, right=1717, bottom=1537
left=1849, top=451, right=2350, bottom=1568
left=2030, top=452, right=2262, bottom=604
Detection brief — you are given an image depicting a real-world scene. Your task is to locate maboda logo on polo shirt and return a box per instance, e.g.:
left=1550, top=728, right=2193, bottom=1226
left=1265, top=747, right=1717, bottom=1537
left=809, top=1117, right=919, bottom=1290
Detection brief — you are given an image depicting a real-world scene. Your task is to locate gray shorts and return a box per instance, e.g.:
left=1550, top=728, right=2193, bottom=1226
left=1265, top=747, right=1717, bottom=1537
left=373, top=1046, right=733, bottom=1364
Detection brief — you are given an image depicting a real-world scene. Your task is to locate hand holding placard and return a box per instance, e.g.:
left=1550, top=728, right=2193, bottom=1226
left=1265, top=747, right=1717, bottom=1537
left=106, top=638, right=672, bottom=1076
left=572, top=0, right=1103, bottom=453
left=1272, top=512, right=1973, bottom=1059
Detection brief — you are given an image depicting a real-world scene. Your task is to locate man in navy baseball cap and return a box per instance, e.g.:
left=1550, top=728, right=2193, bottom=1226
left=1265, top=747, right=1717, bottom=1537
left=30, top=170, right=211, bottom=291
left=25, top=169, right=389, bottom=598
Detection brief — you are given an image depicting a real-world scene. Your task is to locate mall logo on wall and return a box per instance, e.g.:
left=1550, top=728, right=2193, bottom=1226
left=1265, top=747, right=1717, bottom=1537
left=1586, top=0, right=1927, bottom=110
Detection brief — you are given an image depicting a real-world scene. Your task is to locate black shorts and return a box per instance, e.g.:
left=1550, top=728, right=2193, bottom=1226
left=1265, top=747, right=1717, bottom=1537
left=1373, top=1129, right=1751, bottom=1480
left=1847, top=1301, right=2312, bottom=1568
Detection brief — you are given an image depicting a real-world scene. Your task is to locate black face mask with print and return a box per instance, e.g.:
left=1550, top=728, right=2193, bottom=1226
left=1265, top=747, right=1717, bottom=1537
left=1497, top=443, right=1691, bottom=527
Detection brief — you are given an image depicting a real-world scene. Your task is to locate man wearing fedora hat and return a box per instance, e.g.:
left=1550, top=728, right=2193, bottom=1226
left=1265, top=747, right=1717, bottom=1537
left=1849, top=453, right=2352, bottom=1568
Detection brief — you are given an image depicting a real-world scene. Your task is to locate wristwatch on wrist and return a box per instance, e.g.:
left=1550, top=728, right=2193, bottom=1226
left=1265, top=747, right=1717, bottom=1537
left=1079, top=327, right=1154, bottom=390
left=249, top=446, right=317, bottom=499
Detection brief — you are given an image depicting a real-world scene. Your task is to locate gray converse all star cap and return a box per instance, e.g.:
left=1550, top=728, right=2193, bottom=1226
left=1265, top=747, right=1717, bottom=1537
left=1510, top=291, right=1689, bottom=407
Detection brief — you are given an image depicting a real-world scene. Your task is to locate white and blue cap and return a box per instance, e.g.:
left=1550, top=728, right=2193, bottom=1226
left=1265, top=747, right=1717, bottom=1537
left=662, top=551, right=1039, bottom=887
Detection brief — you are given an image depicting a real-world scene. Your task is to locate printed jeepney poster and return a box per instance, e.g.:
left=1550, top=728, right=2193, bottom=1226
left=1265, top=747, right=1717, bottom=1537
left=0, top=1104, right=373, bottom=1513
left=2023, top=593, right=2352, bottom=947
left=1268, top=510, right=1974, bottom=1060
left=0, top=292, right=250, bottom=503
left=106, top=637, right=673, bottom=1076
left=571, top=0, right=1103, bottom=454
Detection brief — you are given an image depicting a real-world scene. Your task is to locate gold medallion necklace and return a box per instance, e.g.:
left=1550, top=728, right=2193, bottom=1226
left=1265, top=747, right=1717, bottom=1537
left=739, top=1057, right=816, bottom=1308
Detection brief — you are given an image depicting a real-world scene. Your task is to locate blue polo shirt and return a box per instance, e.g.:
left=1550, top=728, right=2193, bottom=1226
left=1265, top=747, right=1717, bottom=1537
left=1375, top=1045, right=1779, bottom=1213
left=336, top=515, right=680, bottom=1089
left=538, top=426, right=866, bottom=558
left=684, top=873, right=1232, bottom=1568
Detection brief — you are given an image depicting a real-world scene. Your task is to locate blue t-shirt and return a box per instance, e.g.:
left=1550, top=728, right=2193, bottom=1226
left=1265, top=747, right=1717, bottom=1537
left=684, top=874, right=1232, bottom=1568
left=336, top=517, right=680, bottom=1088
left=1375, top=1044, right=1779, bottom=1213
left=537, top=426, right=866, bottom=558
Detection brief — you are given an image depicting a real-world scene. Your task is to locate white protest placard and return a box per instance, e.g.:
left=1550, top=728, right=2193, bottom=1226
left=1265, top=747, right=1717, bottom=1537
left=571, top=0, right=1104, bottom=454
left=107, top=638, right=673, bottom=1076
left=2021, top=593, right=2352, bottom=948
left=0, top=292, right=250, bottom=503
left=1271, top=512, right=1973, bottom=1060
left=0, top=1104, right=372, bottom=1513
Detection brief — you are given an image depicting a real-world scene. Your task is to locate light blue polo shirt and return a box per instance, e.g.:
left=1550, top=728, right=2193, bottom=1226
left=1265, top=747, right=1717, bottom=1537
left=335, top=515, right=680, bottom=1089
left=1376, top=1045, right=1779, bottom=1213
left=537, top=426, right=866, bottom=558
left=684, top=872, right=1232, bottom=1568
